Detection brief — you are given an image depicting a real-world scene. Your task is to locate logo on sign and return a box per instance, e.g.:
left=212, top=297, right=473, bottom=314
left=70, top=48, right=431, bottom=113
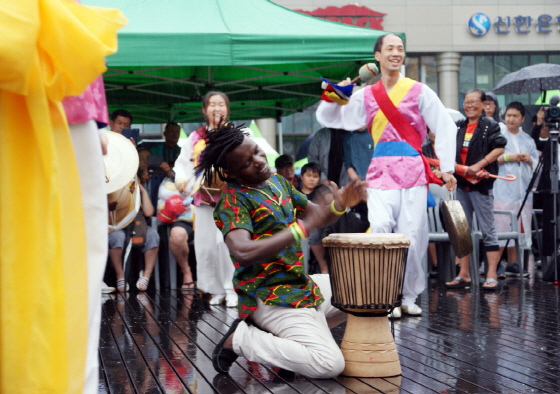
left=468, top=13, right=491, bottom=36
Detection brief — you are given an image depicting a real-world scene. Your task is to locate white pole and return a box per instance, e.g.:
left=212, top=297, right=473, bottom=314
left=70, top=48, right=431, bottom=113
left=278, top=120, right=283, bottom=155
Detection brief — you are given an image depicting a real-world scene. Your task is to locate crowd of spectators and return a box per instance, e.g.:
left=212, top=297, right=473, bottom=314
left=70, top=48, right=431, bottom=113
left=103, top=84, right=551, bottom=305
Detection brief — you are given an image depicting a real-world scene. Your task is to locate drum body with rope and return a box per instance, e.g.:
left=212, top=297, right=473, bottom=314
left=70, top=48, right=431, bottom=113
left=323, top=233, right=410, bottom=377
left=190, top=170, right=224, bottom=202
left=107, top=178, right=140, bottom=233
left=104, top=131, right=141, bottom=233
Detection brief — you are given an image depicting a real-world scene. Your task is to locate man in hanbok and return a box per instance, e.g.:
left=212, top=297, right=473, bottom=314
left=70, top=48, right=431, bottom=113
left=316, top=34, right=457, bottom=317
left=493, top=102, right=538, bottom=277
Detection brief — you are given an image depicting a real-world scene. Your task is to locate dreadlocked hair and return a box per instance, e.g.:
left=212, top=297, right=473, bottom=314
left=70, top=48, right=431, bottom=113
left=195, top=121, right=249, bottom=186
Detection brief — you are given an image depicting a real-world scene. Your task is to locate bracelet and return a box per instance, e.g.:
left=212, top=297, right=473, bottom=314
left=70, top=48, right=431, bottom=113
left=292, top=223, right=306, bottom=240
left=505, top=154, right=510, bottom=162
left=483, top=158, right=489, bottom=166
left=331, top=200, right=347, bottom=215
left=297, top=219, right=309, bottom=238
left=289, top=225, right=300, bottom=243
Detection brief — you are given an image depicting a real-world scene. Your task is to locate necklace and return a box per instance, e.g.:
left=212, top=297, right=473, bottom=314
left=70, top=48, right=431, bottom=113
left=242, top=180, right=284, bottom=205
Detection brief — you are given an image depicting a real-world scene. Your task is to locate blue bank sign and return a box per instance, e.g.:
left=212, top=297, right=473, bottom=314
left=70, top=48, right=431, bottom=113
left=469, top=12, right=560, bottom=36
left=468, top=13, right=491, bottom=36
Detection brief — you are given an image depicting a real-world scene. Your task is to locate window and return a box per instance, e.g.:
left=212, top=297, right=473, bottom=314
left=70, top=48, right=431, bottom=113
left=459, top=53, right=560, bottom=108
left=405, top=55, right=438, bottom=94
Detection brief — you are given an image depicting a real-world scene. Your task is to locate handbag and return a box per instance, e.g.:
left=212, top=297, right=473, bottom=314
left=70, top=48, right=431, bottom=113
left=130, top=212, right=147, bottom=249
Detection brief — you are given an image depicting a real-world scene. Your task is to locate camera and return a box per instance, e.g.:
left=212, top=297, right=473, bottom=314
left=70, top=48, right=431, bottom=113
left=147, top=155, right=165, bottom=176
left=544, top=95, right=560, bottom=129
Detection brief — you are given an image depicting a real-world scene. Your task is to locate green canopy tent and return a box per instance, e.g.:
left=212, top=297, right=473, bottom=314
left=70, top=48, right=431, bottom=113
left=84, top=0, right=401, bottom=124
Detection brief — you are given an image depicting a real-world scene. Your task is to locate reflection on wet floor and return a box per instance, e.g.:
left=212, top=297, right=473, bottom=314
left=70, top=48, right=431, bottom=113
left=99, top=272, right=560, bottom=393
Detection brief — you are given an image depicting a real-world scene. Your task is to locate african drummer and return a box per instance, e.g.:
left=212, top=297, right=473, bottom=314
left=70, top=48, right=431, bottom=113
left=196, top=122, right=367, bottom=377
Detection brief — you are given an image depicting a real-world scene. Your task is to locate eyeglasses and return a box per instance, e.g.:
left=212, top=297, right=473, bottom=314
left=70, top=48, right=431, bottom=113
left=463, top=100, right=481, bottom=107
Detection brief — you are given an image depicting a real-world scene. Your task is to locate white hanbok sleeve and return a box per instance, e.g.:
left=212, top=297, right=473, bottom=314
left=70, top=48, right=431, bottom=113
left=174, top=133, right=196, bottom=195
left=419, top=85, right=457, bottom=174
left=316, top=88, right=368, bottom=131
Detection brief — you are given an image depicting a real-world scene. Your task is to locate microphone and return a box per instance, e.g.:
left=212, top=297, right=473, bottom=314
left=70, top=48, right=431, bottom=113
left=550, top=95, right=560, bottom=107
left=321, top=63, right=379, bottom=89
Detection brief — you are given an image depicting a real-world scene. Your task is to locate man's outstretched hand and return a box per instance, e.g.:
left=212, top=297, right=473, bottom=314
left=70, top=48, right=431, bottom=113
left=332, top=178, right=367, bottom=210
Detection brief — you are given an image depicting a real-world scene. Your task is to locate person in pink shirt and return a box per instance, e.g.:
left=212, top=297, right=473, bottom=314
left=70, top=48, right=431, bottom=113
left=317, top=34, right=457, bottom=318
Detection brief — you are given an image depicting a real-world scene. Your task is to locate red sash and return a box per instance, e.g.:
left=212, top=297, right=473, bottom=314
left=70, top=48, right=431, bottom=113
left=371, top=81, right=443, bottom=186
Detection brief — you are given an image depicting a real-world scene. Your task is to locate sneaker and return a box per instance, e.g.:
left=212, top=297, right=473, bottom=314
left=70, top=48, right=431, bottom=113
left=505, top=262, right=529, bottom=277
left=388, top=307, right=401, bottom=319
left=225, top=293, right=238, bottom=308
left=402, top=304, right=422, bottom=315
left=102, top=281, right=115, bottom=294
left=209, top=294, right=226, bottom=305
left=497, top=262, right=506, bottom=279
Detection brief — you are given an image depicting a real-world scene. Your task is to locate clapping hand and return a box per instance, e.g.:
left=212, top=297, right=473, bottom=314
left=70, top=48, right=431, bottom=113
left=331, top=178, right=367, bottom=210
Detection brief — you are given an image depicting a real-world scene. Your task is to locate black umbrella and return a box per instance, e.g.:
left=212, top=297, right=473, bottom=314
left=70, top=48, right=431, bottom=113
left=493, top=63, right=560, bottom=101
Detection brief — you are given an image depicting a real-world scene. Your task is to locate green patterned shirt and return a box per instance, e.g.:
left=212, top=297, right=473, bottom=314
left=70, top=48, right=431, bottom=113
left=213, top=174, right=324, bottom=319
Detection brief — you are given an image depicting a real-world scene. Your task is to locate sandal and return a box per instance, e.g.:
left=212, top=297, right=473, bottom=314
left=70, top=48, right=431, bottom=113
left=116, top=278, right=129, bottom=293
left=482, top=277, right=499, bottom=291
left=136, top=270, right=150, bottom=291
left=446, top=276, right=471, bottom=289
left=181, top=282, right=196, bottom=291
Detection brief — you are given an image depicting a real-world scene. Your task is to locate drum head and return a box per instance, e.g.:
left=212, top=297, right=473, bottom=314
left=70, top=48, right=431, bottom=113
left=104, top=131, right=139, bottom=194
left=322, top=233, right=410, bottom=249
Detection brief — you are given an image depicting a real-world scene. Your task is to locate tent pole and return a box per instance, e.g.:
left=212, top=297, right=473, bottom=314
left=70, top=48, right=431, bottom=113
left=278, top=121, right=283, bottom=155
left=276, top=106, right=283, bottom=155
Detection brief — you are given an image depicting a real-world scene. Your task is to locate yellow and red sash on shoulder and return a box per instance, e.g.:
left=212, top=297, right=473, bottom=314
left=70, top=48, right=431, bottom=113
left=371, top=79, right=443, bottom=186
left=369, top=78, right=417, bottom=147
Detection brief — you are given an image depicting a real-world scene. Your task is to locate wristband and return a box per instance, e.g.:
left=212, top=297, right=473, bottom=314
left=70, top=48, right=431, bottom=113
left=331, top=200, right=347, bottom=215
left=505, top=154, right=509, bottom=162
left=292, top=223, right=306, bottom=240
left=297, top=219, right=309, bottom=238
left=289, top=225, right=300, bottom=243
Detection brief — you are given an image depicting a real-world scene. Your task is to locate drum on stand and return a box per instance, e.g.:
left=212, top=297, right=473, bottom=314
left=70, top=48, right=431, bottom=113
left=323, top=233, right=410, bottom=377
left=103, top=131, right=140, bottom=233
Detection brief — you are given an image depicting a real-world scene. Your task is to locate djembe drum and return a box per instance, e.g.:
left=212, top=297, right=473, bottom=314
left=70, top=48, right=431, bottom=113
left=190, top=169, right=224, bottom=202
left=323, top=233, right=410, bottom=377
left=104, top=131, right=140, bottom=233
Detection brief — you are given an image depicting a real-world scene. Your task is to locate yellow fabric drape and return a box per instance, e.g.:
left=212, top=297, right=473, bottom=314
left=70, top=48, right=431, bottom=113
left=0, top=1, right=126, bottom=393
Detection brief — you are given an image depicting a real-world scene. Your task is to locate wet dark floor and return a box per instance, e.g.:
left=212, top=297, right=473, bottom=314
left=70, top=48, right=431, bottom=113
left=99, top=271, right=560, bottom=393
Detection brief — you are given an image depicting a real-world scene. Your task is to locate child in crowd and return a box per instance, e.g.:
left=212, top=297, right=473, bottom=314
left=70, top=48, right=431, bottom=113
left=299, top=162, right=321, bottom=197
